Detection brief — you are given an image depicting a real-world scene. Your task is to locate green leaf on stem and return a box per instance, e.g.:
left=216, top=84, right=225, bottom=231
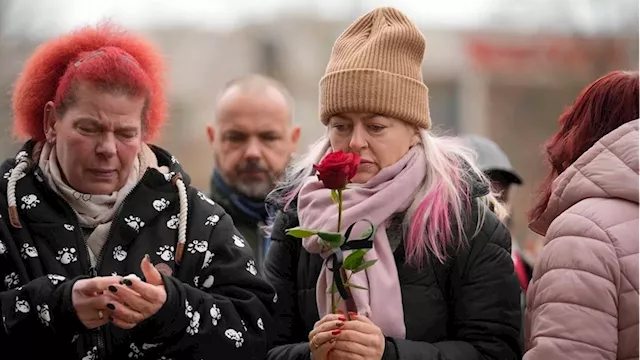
left=317, top=231, right=345, bottom=248
left=327, top=282, right=337, bottom=294
left=345, top=282, right=368, bottom=290
left=330, top=189, right=340, bottom=204
left=285, top=227, right=319, bottom=238
left=343, top=249, right=367, bottom=270
left=359, top=225, right=376, bottom=239
left=353, top=259, right=378, bottom=273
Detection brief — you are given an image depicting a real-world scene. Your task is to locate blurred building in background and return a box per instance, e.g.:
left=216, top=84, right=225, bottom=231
left=0, top=3, right=637, bottom=242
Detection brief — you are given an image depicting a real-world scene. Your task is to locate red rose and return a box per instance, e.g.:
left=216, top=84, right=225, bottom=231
left=313, top=151, right=361, bottom=190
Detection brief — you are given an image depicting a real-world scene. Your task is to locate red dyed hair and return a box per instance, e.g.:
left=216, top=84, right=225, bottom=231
left=530, top=70, right=639, bottom=222
left=12, top=22, right=167, bottom=142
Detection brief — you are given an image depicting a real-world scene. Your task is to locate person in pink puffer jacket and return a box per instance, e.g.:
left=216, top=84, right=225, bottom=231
left=525, top=70, right=639, bottom=360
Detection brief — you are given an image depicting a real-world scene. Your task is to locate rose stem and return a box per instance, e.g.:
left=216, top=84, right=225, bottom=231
left=337, top=189, right=343, bottom=233
left=331, top=280, right=336, bottom=314
left=340, top=268, right=357, bottom=319
left=337, top=188, right=357, bottom=319
left=332, top=189, right=342, bottom=315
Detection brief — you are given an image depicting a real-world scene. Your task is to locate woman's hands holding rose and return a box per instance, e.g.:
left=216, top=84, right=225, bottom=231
left=309, top=312, right=386, bottom=360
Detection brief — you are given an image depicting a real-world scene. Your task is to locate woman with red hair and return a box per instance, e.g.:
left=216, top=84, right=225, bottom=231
left=0, top=24, right=275, bottom=359
left=525, top=71, right=639, bottom=359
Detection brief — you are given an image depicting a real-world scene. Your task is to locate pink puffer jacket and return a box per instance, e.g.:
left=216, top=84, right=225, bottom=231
left=525, top=120, right=639, bottom=360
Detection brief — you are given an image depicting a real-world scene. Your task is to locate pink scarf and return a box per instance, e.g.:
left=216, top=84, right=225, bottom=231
left=297, top=146, right=426, bottom=339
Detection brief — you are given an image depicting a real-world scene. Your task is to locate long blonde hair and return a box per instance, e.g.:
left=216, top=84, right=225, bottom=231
left=268, top=129, right=507, bottom=266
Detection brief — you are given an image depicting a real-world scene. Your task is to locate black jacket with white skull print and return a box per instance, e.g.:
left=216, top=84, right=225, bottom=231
left=0, top=141, right=276, bottom=360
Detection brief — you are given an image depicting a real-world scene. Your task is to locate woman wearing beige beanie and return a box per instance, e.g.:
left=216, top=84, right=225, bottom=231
left=265, top=7, right=522, bottom=360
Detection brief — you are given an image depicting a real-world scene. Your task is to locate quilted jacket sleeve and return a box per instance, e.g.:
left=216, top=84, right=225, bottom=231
left=524, top=211, right=620, bottom=360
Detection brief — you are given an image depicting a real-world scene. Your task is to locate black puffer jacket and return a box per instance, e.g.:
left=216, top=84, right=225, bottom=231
left=0, top=141, right=276, bottom=360
left=264, top=182, right=522, bottom=360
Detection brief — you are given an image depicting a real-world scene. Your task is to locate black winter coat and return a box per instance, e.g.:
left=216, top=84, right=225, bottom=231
left=264, top=184, right=522, bottom=360
left=0, top=141, right=276, bottom=360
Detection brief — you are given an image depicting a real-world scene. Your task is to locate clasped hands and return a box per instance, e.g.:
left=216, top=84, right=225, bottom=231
left=309, top=310, right=385, bottom=360
left=71, top=254, right=167, bottom=330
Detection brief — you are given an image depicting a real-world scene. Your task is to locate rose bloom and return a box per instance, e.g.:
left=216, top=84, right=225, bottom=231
left=313, top=151, right=361, bottom=190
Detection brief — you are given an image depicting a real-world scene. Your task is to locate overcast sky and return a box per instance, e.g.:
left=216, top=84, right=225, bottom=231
left=2, top=0, right=637, bottom=37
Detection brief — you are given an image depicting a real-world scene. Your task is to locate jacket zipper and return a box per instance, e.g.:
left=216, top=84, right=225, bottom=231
left=94, top=171, right=149, bottom=276
left=37, top=181, right=103, bottom=359
left=91, top=171, right=148, bottom=359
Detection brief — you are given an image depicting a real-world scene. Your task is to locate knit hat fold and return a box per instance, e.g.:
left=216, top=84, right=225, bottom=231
left=320, top=7, right=431, bottom=129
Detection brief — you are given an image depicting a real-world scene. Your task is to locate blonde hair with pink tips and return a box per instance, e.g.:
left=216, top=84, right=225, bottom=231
left=269, top=129, right=507, bottom=267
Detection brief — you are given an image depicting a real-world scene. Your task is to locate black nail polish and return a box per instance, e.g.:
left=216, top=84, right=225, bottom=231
left=107, top=303, right=115, bottom=310
left=122, top=279, right=133, bottom=286
left=108, top=285, right=117, bottom=293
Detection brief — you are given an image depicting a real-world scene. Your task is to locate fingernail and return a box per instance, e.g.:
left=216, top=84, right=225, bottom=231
left=122, top=279, right=133, bottom=286
left=338, top=316, right=346, bottom=322
left=106, top=303, right=115, bottom=310
left=144, top=254, right=150, bottom=261
left=335, top=321, right=344, bottom=327
left=337, top=309, right=344, bottom=314
left=331, top=329, right=341, bottom=335
left=108, top=285, right=117, bottom=293
left=348, top=312, right=356, bottom=317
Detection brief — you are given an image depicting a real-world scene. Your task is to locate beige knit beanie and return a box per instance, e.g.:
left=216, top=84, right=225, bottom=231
left=320, top=7, right=431, bottom=129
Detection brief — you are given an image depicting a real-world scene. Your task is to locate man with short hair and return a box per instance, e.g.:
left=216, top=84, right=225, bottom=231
left=206, top=74, right=300, bottom=267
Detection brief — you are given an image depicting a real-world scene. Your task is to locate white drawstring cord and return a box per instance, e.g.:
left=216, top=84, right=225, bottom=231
left=173, top=174, right=189, bottom=265
left=7, top=161, right=28, bottom=228
left=7, top=156, right=191, bottom=265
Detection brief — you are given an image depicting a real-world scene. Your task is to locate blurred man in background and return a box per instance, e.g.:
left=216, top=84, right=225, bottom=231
left=206, top=74, right=300, bottom=268
left=461, top=135, right=522, bottom=206
left=460, top=134, right=533, bottom=282
left=460, top=134, right=532, bottom=346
